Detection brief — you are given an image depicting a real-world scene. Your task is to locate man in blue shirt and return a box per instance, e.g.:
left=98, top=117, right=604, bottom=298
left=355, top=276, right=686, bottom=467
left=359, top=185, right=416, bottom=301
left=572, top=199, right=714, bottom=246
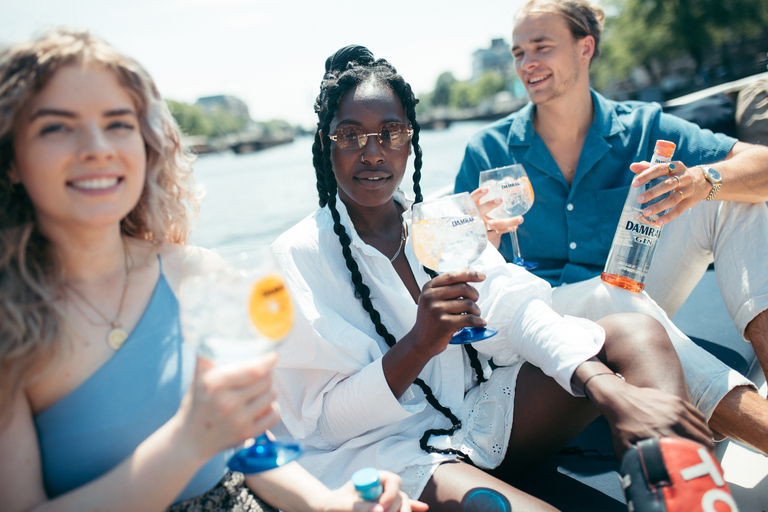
left=455, top=0, right=768, bottom=454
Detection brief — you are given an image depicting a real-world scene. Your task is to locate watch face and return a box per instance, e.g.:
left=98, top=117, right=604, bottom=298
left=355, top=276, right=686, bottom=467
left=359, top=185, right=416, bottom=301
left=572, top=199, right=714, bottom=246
left=705, top=166, right=722, bottom=181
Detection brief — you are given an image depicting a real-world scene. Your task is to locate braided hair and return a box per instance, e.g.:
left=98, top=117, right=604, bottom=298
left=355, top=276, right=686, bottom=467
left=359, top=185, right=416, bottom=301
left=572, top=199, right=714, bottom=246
left=312, top=45, right=487, bottom=459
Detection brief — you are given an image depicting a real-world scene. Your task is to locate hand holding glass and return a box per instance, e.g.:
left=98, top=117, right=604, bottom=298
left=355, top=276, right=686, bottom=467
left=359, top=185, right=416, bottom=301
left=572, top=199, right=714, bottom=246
left=179, top=249, right=302, bottom=473
left=479, top=164, right=538, bottom=270
left=411, top=192, right=498, bottom=343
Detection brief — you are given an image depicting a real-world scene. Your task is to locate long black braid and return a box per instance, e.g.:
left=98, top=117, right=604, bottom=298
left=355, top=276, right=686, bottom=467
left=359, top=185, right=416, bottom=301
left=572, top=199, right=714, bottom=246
left=312, top=45, right=487, bottom=459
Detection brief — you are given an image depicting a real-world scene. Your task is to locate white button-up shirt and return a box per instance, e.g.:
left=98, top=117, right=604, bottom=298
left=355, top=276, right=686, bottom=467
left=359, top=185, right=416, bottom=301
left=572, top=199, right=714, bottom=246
left=272, top=191, right=604, bottom=498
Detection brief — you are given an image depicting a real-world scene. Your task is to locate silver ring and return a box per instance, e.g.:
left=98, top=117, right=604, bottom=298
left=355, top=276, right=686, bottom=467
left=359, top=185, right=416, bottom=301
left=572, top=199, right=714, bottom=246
left=673, top=175, right=681, bottom=187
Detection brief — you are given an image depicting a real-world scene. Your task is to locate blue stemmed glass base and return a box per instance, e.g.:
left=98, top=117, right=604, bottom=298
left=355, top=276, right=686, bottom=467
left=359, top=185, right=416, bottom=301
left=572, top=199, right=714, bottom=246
left=449, top=326, right=499, bottom=345
left=227, top=434, right=304, bottom=473
left=512, top=257, right=538, bottom=271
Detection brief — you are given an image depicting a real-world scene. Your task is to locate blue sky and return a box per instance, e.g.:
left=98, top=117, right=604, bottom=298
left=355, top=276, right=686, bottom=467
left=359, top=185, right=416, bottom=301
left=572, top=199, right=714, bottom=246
left=3, top=0, right=525, bottom=127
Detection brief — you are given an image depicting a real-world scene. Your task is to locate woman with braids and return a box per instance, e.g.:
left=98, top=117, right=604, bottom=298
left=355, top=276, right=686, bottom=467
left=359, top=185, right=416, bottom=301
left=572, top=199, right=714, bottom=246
left=0, top=30, right=422, bottom=512
left=272, top=45, right=716, bottom=511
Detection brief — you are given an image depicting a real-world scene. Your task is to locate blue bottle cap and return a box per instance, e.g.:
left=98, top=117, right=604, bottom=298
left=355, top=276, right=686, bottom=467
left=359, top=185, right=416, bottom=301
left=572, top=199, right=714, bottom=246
left=352, top=467, right=383, bottom=501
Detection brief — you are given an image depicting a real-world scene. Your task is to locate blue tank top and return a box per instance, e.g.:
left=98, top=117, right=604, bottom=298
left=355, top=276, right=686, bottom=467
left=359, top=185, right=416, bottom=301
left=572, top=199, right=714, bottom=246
left=34, top=258, right=230, bottom=503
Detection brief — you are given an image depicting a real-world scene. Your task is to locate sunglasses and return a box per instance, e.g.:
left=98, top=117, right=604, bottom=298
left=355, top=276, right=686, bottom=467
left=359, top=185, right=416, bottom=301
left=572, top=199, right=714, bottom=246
left=329, top=122, right=413, bottom=150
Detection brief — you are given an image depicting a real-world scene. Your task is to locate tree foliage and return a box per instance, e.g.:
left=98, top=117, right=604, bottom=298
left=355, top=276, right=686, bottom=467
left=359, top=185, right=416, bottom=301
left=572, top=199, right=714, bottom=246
left=424, top=70, right=509, bottom=110
left=472, top=71, right=507, bottom=104
left=432, top=72, right=457, bottom=107
left=166, top=100, right=248, bottom=137
left=167, top=100, right=213, bottom=136
left=592, top=0, right=768, bottom=90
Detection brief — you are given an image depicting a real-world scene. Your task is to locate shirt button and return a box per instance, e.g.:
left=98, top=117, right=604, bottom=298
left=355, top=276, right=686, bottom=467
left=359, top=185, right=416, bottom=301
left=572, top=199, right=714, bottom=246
left=567, top=203, right=574, bottom=211
left=570, top=242, right=577, bottom=250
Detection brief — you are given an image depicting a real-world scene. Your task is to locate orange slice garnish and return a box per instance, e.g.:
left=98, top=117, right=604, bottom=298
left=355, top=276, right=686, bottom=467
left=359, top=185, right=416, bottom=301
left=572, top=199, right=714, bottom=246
left=248, top=274, right=294, bottom=340
left=412, top=219, right=442, bottom=270
left=520, top=175, right=534, bottom=202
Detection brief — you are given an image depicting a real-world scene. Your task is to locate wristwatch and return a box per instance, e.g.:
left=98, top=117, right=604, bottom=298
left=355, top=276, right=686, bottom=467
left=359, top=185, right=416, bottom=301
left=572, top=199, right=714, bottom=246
left=700, top=165, right=722, bottom=201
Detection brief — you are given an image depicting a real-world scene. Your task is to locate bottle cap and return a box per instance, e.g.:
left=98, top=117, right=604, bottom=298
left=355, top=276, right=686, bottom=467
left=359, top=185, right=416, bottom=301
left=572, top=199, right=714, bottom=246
left=352, top=467, right=383, bottom=501
left=654, top=140, right=676, bottom=158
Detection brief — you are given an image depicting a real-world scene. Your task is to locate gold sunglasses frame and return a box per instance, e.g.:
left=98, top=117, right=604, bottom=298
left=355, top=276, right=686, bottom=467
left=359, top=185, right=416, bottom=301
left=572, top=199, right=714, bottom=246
left=329, top=123, right=414, bottom=150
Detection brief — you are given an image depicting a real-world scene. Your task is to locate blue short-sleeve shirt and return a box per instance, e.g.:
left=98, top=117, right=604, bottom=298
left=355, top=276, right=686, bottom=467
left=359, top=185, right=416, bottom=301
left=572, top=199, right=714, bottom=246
left=454, top=90, right=736, bottom=286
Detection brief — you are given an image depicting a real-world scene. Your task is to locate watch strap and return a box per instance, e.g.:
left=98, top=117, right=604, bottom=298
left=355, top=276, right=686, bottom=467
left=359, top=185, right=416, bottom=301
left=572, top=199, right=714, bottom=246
left=700, top=165, right=721, bottom=201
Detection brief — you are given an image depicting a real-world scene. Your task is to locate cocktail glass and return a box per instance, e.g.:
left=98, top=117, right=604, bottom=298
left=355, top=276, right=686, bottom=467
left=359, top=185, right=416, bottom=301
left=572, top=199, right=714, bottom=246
left=412, top=192, right=499, bottom=344
left=179, top=247, right=303, bottom=473
left=479, top=164, right=538, bottom=270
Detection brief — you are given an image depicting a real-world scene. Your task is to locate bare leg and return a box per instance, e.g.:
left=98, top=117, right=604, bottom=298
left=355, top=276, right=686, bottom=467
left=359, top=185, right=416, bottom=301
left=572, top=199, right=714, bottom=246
left=709, top=386, right=768, bottom=455
left=495, top=312, right=694, bottom=480
left=597, top=313, right=690, bottom=398
left=702, top=309, right=768, bottom=455
left=494, top=363, right=599, bottom=476
left=419, top=461, right=558, bottom=512
left=745, top=308, right=768, bottom=383
left=421, top=313, right=700, bottom=510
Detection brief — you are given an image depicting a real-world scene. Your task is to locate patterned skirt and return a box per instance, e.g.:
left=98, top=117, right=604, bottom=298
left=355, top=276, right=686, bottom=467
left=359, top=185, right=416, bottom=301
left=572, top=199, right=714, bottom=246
left=167, top=471, right=277, bottom=512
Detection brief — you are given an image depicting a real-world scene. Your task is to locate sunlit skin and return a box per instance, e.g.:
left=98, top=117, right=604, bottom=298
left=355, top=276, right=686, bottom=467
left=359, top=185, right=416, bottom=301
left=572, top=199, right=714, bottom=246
left=0, top=38, right=429, bottom=512
left=6, top=64, right=155, bottom=414
left=511, top=12, right=592, bottom=108
left=10, top=64, right=147, bottom=243
left=503, top=10, right=768, bottom=458
left=469, top=10, right=599, bottom=240
left=329, top=80, right=411, bottom=221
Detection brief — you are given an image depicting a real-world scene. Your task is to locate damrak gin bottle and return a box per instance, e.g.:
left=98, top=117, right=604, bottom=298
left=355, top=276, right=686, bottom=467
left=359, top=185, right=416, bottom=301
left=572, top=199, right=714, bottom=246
left=601, top=140, right=677, bottom=292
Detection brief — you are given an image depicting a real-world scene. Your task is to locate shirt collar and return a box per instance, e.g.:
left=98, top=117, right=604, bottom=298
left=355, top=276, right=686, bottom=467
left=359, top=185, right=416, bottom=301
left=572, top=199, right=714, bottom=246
left=506, top=89, right=625, bottom=148
left=330, top=189, right=412, bottom=253
left=590, top=90, right=625, bottom=137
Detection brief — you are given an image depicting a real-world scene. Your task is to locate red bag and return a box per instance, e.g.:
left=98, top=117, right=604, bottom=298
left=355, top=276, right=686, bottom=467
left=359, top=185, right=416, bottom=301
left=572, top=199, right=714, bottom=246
left=619, top=437, right=739, bottom=512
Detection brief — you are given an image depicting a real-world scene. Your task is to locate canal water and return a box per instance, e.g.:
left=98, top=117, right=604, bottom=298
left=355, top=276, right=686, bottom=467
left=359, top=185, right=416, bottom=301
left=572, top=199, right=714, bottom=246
left=191, top=120, right=491, bottom=251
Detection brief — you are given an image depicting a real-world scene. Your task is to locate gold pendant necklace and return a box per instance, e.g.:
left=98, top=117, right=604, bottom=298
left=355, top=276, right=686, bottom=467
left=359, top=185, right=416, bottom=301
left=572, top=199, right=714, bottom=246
left=66, top=239, right=132, bottom=350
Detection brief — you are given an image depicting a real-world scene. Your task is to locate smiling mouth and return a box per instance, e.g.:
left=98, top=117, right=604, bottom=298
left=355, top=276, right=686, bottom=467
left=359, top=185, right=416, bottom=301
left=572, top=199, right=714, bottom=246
left=355, top=175, right=391, bottom=188
left=68, top=177, right=122, bottom=190
left=528, top=74, right=551, bottom=85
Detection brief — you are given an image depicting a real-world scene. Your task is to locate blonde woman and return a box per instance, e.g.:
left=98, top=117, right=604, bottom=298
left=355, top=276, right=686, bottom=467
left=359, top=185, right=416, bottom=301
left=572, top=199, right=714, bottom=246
left=0, top=29, right=423, bottom=512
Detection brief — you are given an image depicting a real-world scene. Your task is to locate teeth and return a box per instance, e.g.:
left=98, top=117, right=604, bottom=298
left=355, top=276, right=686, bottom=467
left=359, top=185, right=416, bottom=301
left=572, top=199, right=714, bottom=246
left=529, top=75, right=549, bottom=84
left=71, top=177, right=119, bottom=189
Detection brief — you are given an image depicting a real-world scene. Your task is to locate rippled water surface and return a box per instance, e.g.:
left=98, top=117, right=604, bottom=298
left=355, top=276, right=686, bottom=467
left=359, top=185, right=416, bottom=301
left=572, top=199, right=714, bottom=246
left=191, top=121, right=490, bottom=251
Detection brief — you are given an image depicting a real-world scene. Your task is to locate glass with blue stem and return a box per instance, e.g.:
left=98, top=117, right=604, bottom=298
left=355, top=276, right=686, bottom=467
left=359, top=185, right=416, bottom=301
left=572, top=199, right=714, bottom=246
left=411, top=192, right=499, bottom=344
left=179, top=247, right=303, bottom=473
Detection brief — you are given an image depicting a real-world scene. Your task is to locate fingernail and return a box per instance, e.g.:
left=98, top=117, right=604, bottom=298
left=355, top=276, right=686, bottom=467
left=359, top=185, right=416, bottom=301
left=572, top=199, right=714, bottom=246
left=669, top=163, right=675, bottom=170
left=643, top=208, right=651, bottom=216
left=637, top=195, right=645, bottom=202
left=494, top=198, right=502, bottom=204
left=632, top=179, right=640, bottom=187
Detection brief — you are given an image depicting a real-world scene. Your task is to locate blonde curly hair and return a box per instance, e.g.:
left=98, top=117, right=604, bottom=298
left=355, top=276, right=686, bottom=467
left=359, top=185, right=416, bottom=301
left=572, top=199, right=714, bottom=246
left=0, top=28, right=199, bottom=416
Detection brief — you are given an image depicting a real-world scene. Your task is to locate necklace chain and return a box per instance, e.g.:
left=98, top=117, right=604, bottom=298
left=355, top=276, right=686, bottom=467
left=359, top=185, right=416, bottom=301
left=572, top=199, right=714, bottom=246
left=389, top=220, right=407, bottom=263
left=66, top=239, right=132, bottom=350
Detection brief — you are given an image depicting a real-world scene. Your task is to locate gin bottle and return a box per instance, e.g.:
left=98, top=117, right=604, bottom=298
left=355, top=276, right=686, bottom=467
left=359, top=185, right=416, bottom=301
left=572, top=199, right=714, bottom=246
left=601, top=140, right=677, bottom=292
